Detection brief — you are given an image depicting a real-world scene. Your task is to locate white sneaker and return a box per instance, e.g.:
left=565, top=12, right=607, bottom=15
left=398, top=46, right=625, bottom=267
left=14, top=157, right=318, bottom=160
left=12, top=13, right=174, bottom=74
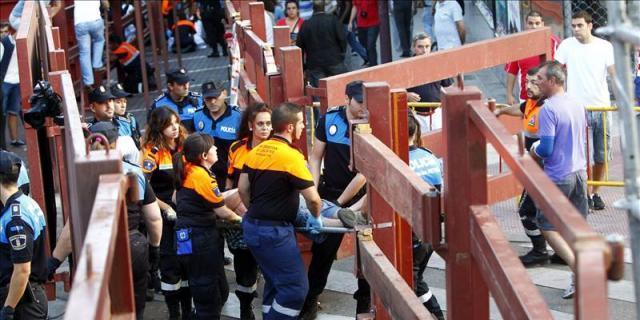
left=562, top=273, right=575, bottom=299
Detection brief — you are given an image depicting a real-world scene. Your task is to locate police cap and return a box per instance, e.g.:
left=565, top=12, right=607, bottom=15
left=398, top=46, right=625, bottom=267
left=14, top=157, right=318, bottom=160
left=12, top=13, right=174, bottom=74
left=89, top=85, right=116, bottom=103
left=201, top=81, right=223, bottom=99
left=89, top=121, right=120, bottom=144
left=167, top=68, right=191, bottom=85
left=345, top=80, right=364, bottom=103
left=110, top=83, right=132, bottom=98
left=0, top=150, right=22, bottom=176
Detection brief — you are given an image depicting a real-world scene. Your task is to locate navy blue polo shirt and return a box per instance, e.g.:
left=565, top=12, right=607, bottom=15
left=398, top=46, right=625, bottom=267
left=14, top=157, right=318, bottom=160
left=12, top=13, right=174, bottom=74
left=0, top=192, right=48, bottom=286
left=193, top=104, right=242, bottom=190
left=149, top=91, right=204, bottom=132
left=316, top=106, right=355, bottom=192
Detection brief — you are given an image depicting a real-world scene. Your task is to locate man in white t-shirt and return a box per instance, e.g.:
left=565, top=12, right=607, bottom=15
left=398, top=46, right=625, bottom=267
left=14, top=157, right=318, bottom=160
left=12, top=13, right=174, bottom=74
left=0, top=22, right=25, bottom=147
left=74, top=0, right=109, bottom=87
left=433, top=0, right=465, bottom=51
left=555, top=10, right=615, bottom=211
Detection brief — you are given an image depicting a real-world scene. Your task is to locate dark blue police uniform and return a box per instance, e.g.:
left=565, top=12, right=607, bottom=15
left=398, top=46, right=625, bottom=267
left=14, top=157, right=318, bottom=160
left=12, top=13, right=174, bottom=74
left=115, top=113, right=142, bottom=149
left=193, top=104, right=241, bottom=190
left=149, top=91, right=203, bottom=132
left=0, top=192, right=48, bottom=319
left=149, top=68, right=203, bottom=132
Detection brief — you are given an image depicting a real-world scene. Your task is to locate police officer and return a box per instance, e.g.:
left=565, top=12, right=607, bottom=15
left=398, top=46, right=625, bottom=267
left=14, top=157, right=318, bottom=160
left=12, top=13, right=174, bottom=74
left=193, top=81, right=241, bottom=191
left=0, top=150, right=48, bottom=320
left=86, top=85, right=119, bottom=129
left=111, top=83, right=142, bottom=149
left=407, top=114, right=444, bottom=320
left=149, top=68, right=203, bottom=132
left=87, top=122, right=163, bottom=319
left=304, top=80, right=369, bottom=317
left=173, top=133, right=242, bottom=319
left=238, top=103, right=323, bottom=320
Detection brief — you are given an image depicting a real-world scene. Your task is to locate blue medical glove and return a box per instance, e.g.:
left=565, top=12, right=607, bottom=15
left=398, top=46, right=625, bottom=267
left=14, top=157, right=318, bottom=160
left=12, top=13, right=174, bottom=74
left=306, top=214, right=323, bottom=235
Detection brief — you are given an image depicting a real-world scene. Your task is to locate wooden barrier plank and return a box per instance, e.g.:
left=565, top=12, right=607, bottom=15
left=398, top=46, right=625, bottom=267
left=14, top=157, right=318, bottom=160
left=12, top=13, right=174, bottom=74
left=319, top=28, right=552, bottom=107
left=358, top=239, right=432, bottom=320
left=469, top=205, right=553, bottom=320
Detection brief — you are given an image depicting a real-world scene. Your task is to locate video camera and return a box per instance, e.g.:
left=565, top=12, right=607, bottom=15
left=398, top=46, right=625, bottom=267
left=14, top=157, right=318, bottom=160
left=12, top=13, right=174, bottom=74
left=24, top=81, right=64, bottom=129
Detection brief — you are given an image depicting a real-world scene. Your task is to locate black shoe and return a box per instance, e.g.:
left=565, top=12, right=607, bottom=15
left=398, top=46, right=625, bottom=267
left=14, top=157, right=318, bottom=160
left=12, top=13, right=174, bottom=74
left=519, top=249, right=549, bottom=267
left=588, top=196, right=594, bottom=210
left=208, top=51, right=220, bottom=58
left=550, top=253, right=568, bottom=265
left=224, top=256, right=232, bottom=265
left=592, top=193, right=605, bottom=210
left=299, top=296, right=319, bottom=320
left=10, top=139, right=25, bottom=146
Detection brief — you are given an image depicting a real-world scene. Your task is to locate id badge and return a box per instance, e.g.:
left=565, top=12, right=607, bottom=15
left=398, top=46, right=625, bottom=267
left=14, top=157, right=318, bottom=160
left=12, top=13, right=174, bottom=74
left=176, top=228, right=193, bottom=255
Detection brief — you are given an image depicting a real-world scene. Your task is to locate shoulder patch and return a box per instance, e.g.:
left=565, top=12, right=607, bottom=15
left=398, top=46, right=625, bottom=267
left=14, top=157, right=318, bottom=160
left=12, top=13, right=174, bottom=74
left=151, top=146, right=160, bottom=154
left=9, top=234, right=27, bottom=250
left=328, top=124, right=338, bottom=136
left=153, top=92, right=168, bottom=102
left=213, top=187, right=222, bottom=197
left=11, top=204, right=20, bottom=217
left=143, top=159, right=156, bottom=171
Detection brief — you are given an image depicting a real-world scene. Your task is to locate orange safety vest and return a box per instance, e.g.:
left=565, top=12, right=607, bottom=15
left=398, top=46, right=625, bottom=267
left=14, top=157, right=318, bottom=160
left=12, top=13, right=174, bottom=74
left=173, top=19, right=196, bottom=32
left=112, top=42, right=139, bottom=66
left=522, top=98, right=542, bottom=136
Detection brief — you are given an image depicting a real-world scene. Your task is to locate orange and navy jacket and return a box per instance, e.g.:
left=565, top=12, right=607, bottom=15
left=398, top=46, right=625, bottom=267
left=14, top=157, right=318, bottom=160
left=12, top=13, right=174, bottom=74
left=242, top=136, right=314, bottom=222
left=141, top=144, right=181, bottom=206
left=172, top=19, right=196, bottom=32
left=175, top=162, right=225, bottom=228
left=112, top=42, right=139, bottom=66
left=520, top=98, right=543, bottom=138
left=227, top=138, right=251, bottom=188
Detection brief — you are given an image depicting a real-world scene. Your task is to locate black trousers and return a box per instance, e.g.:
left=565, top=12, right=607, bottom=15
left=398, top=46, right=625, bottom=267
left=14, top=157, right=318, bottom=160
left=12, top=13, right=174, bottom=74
left=393, top=6, right=413, bottom=56
left=178, top=227, right=229, bottom=320
left=0, top=283, right=47, bottom=319
left=130, top=230, right=150, bottom=320
left=229, top=248, right=258, bottom=296
left=201, top=18, right=227, bottom=55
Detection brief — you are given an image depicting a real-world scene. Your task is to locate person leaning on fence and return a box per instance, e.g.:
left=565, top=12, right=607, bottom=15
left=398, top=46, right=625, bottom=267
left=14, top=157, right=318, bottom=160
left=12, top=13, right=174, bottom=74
left=238, top=102, right=323, bottom=320
left=193, top=81, right=241, bottom=191
left=141, top=107, right=192, bottom=319
left=407, top=32, right=453, bottom=132
left=555, top=10, right=615, bottom=211
left=495, top=66, right=555, bottom=267
left=529, top=61, right=589, bottom=300
left=0, top=150, right=48, bottom=320
left=149, top=68, right=204, bottom=133
left=172, top=133, right=242, bottom=319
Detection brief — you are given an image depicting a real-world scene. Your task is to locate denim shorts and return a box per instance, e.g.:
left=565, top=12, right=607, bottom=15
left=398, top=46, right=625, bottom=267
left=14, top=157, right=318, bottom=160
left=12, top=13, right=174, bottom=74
left=536, top=170, right=589, bottom=231
left=2, top=83, right=21, bottom=115
left=587, top=111, right=612, bottom=164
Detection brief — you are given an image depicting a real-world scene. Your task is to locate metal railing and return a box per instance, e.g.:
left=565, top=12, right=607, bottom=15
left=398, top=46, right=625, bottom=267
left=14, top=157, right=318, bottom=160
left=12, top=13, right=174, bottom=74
left=595, top=1, right=640, bottom=318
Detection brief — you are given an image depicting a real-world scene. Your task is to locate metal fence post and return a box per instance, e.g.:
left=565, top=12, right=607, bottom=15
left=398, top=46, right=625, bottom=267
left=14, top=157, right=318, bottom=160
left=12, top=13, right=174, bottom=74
left=597, top=2, right=640, bottom=318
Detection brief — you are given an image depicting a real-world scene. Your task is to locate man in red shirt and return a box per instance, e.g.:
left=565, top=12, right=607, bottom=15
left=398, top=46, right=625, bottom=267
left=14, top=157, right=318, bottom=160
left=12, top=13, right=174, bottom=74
left=504, top=11, right=559, bottom=106
left=349, top=0, right=380, bottom=66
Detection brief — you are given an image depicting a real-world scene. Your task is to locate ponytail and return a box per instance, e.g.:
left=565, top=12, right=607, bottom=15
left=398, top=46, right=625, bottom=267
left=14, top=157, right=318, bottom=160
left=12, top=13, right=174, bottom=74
left=173, top=151, right=186, bottom=190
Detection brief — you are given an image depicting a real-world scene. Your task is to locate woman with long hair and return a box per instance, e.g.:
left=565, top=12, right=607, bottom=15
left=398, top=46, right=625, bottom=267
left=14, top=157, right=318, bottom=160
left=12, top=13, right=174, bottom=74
left=140, top=106, right=191, bottom=319
left=173, top=133, right=242, bottom=319
left=224, top=103, right=272, bottom=319
left=276, top=0, right=304, bottom=45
